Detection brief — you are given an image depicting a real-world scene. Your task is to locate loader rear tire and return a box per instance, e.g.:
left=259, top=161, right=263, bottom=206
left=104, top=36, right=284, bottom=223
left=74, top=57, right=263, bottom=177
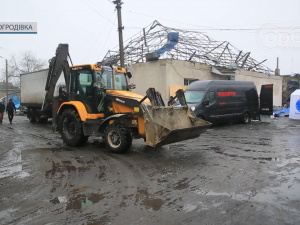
left=104, top=123, right=132, bottom=154
left=59, top=109, right=88, bottom=147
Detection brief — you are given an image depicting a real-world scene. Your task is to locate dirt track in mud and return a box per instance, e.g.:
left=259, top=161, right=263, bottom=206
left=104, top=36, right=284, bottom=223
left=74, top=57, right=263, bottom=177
left=0, top=115, right=300, bottom=225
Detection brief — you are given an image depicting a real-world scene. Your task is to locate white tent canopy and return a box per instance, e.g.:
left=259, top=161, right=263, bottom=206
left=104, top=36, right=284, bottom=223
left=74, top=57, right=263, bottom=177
left=289, top=89, right=300, bottom=120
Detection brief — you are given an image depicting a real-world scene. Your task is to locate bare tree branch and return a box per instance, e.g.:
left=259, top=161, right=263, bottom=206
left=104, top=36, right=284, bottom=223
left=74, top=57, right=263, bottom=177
left=0, top=51, right=47, bottom=87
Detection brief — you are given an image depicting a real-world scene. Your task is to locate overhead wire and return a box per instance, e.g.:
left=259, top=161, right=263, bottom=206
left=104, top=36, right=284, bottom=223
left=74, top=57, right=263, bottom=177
left=80, top=1, right=299, bottom=67
left=98, top=16, right=118, bottom=60
left=81, top=0, right=116, bottom=25
left=81, top=0, right=137, bottom=60
left=126, top=10, right=300, bottom=34
left=87, top=12, right=117, bottom=61
left=79, top=0, right=118, bottom=61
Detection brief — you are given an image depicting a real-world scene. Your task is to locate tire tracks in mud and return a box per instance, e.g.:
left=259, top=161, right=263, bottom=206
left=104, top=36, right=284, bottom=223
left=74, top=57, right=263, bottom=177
left=0, top=123, right=59, bottom=143
left=3, top=117, right=300, bottom=224
left=37, top=150, right=137, bottom=224
left=61, top=151, right=161, bottom=224
left=44, top=149, right=185, bottom=224
left=0, top=121, right=64, bottom=224
left=109, top=153, right=164, bottom=211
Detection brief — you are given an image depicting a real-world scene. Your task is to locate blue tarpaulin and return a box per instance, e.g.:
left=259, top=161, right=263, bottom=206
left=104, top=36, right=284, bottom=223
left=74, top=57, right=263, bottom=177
left=274, top=107, right=289, bottom=117
left=155, top=32, right=179, bottom=57
left=9, top=94, right=20, bottom=109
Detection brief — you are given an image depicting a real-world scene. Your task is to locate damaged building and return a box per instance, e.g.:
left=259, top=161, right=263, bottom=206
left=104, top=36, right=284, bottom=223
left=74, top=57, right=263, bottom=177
left=282, top=74, right=300, bottom=107
left=102, top=20, right=283, bottom=106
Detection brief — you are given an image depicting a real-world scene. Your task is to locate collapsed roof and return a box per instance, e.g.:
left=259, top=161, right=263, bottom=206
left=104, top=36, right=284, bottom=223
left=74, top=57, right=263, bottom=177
left=102, top=20, right=273, bottom=75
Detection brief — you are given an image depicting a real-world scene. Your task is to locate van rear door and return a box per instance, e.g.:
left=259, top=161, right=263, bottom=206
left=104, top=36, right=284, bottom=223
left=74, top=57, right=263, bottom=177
left=260, top=84, right=273, bottom=115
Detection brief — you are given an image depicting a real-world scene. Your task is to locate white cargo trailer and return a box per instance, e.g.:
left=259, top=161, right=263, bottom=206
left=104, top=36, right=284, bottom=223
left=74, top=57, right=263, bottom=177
left=20, top=69, right=65, bottom=123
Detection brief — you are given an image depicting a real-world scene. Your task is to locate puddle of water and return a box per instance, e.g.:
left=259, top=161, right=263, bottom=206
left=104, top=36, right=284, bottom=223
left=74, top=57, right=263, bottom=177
left=143, top=198, right=164, bottom=211
left=23, top=148, right=55, bottom=154
left=66, top=193, right=105, bottom=210
left=213, top=150, right=277, bottom=162
left=212, top=202, right=223, bottom=207
left=45, top=161, right=90, bottom=177
left=183, top=203, right=197, bottom=212
left=0, top=146, right=29, bottom=179
left=193, top=189, right=250, bottom=202
left=175, top=177, right=189, bottom=190
left=274, top=157, right=300, bottom=170
left=135, top=189, right=164, bottom=211
left=0, top=147, right=61, bottom=179
left=253, top=171, right=300, bottom=206
left=0, top=207, right=18, bottom=221
left=183, top=200, right=216, bottom=213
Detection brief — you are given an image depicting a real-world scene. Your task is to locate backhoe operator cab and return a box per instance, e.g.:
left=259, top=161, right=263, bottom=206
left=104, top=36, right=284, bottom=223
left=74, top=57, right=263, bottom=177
left=68, top=64, right=132, bottom=114
left=47, top=44, right=211, bottom=153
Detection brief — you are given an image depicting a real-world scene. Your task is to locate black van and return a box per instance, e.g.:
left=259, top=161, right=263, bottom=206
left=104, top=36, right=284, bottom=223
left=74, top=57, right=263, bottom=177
left=184, top=80, right=260, bottom=124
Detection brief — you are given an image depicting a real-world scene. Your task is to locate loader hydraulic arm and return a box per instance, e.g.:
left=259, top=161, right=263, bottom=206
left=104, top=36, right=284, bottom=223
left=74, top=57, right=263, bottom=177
left=42, top=43, right=71, bottom=111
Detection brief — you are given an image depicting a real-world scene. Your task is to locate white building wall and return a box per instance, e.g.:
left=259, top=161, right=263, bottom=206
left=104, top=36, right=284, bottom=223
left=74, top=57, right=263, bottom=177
left=129, top=59, right=283, bottom=106
left=235, top=70, right=283, bottom=107
left=128, top=61, right=167, bottom=99
left=129, top=59, right=218, bottom=102
left=165, top=60, right=214, bottom=82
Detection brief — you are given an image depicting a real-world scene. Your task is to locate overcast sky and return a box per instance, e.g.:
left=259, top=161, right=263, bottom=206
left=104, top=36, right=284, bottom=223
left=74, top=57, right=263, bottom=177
left=0, top=0, right=299, bottom=75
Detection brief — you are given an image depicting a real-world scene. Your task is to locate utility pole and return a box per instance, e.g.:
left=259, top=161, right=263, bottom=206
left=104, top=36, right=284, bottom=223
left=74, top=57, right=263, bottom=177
left=113, top=0, right=125, bottom=68
left=0, top=56, right=8, bottom=102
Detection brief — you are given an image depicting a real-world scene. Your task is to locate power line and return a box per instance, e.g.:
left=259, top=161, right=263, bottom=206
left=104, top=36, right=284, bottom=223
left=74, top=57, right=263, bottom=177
left=81, top=0, right=116, bottom=26
left=98, top=16, right=117, bottom=60
left=126, top=10, right=300, bottom=33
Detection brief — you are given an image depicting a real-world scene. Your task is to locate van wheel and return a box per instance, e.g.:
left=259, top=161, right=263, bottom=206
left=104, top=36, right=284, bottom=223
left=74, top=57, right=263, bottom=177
left=242, top=112, right=251, bottom=124
left=59, top=109, right=87, bottom=147
left=104, top=123, right=132, bottom=154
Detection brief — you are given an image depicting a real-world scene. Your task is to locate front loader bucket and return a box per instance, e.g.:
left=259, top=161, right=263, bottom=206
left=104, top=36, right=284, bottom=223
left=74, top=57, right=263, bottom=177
left=142, top=105, right=211, bottom=147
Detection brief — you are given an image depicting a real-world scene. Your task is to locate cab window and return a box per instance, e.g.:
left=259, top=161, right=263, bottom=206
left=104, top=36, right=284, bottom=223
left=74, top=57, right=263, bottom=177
left=185, top=90, right=205, bottom=103
left=95, top=71, right=127, bottom=90
left=204, top=91, right=216, bottom=104
left=70, top=69, right=93, bottom=95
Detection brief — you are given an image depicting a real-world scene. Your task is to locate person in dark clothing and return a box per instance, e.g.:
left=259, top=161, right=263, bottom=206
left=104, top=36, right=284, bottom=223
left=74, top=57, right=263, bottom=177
left=0, top=100, right=5, bottom=124
left=6, top=99, right=16, bottom=124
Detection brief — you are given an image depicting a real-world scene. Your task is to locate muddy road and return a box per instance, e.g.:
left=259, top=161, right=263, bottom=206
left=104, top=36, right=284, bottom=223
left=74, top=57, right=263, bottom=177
left=0, top=115, right=300, bottom=225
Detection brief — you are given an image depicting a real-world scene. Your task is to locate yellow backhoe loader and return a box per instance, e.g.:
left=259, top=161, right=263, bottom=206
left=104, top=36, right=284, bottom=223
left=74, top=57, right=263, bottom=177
left=41, top=44, right=210, bottom=153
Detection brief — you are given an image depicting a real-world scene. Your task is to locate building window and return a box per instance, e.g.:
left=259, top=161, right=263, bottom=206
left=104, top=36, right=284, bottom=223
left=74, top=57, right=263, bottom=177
left=184, top=78, right=198, bottom=86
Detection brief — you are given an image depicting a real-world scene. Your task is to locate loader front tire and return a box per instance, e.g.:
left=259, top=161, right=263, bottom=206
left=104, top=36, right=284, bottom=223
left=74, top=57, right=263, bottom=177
left=104, top=123, right=132, bottom=154
left=59, top=109, right=88, bottom=147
